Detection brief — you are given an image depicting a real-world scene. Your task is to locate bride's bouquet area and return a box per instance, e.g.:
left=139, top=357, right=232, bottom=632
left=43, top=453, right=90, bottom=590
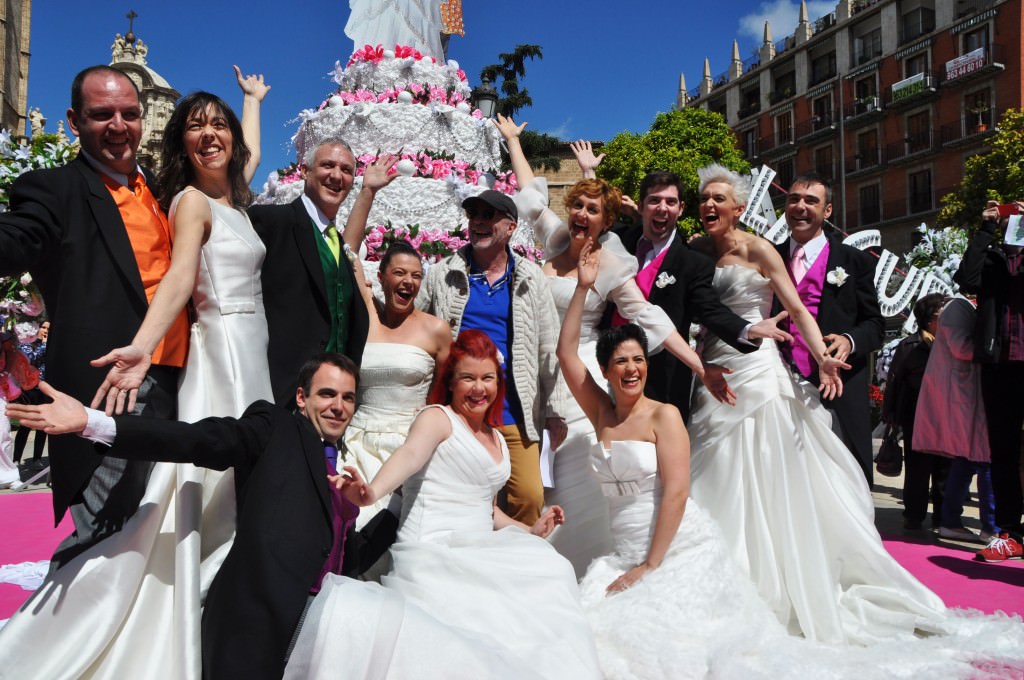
left=256, top=44, right=524, bottom=264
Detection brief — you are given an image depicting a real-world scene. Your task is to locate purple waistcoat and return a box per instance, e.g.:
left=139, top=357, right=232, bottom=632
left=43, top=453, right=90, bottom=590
left=783, top=242, right=830, bottom=378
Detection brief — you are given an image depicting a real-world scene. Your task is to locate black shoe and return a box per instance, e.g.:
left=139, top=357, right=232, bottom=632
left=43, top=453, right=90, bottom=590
left=904, top=519, right=924, bottom=530
left=26, top=458, right=46, bottom=472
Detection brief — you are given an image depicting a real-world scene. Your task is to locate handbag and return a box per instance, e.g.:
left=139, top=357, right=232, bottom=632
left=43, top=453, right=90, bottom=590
left=875, top=426, right=903, bottom=477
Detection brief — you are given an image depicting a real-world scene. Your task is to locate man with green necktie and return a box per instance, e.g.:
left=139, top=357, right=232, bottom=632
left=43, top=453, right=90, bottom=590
left=251, top=138, right=370, bottom=406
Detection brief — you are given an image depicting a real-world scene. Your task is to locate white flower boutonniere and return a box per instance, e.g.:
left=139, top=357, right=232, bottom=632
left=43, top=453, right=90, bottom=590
left=655, top=272, right=677, bottom=289
left=826, top=267, right=849, bottom=287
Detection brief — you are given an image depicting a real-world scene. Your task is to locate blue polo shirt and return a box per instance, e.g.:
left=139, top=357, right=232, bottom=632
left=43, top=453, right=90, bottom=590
left=460, top=251, right=524, bottom=427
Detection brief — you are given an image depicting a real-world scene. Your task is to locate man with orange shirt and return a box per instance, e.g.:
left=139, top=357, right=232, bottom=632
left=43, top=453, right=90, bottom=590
left=0, top=66, right=186, bottom=567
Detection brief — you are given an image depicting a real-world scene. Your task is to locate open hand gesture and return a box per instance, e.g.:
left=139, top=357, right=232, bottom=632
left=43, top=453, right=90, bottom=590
left=234, top=65, right=270, bottom=101
left=576, top=238, right=600, bottom=290
left=817, top=355, right=850, bottom=400
left=89, top=345, right=151, bottom=415
left=332, top=465, right=377, bottom=507
left=701, top=362, right=736, bottom=406
left=6, top=381, right=88, bottom=435
left=495, top=113, right=527, bottom=141
left=570, top=140, right=605, bottom=178
left=362, top=155, right=399, bottom=193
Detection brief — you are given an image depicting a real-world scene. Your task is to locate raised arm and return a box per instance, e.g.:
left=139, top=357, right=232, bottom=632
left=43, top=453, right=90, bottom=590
left=337, top=406, right=450, bottom=506
left=342, top=156, right=398, bottom=251
left=494, top=114, right=535, bottom=187
left=234, top=65, right=270, bottom=183
left=556, top=240, right=612, bottom=429
left=607, top=404, right=688, bottom=594
left=89, top=190, right=210, bottom=414
left=752, top=240, right=849, bottom=398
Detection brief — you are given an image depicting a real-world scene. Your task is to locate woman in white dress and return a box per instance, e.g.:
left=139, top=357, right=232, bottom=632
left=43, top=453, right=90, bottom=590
left=284, top=329, right=601, bottom=679
left=496, top=115, right=711, bottom=577
left=342, top=238, right=451, bottom=527
left=686, top=163, right=951, bottom=645
left=0, top=69, right=273, bottom=680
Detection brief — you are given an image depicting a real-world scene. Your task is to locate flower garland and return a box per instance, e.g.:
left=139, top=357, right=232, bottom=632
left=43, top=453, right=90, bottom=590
left=0, top=129, right=77, bottom=208
left=347, top=44, right=439, bottom=67
left=905, top=223, right=969, bottom=289
left=265, top=157, right=519, bottom=194
left=365, top=223, right=469, bottom=263
left=325, top=84, right=470, bottom=109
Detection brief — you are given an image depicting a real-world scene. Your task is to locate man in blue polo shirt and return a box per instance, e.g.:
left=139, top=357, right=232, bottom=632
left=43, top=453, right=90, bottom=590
left=418, top=190, right=567, bottom=525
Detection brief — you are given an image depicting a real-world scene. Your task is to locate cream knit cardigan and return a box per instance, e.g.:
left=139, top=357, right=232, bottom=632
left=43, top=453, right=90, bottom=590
left=417, top=247, right=568, bottom=441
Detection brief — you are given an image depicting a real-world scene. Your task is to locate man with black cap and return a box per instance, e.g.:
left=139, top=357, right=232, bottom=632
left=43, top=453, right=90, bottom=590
left=417, top=189, right=568, bottom=526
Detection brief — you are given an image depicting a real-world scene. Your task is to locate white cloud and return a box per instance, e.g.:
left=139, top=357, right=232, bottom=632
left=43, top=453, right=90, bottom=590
left=738, top=0, right=836, bottom=44
left=542, top=119, right=573, bottom=140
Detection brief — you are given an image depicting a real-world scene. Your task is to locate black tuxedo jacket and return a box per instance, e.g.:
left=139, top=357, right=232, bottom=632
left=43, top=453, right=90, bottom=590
left=109, top=401, right=398, bottom=680
left=773, top=233, right=884, bottom=480
left=0, top=157, right=168, bottom=522
left=249, top=198, right=369, bottom=405
left=614, top=223, right=752, bottom=418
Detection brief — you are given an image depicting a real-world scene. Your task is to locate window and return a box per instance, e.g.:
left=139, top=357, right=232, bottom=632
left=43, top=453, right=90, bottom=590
left=906, top=111, right=930, bottom=153
left=901, top=6, right=935, bottom=43
left=904, top=52, right=928, bottom=77
left=742, top=129, right=759, bottom=158
left=814, top=145, right=834, bottom=180
left=859, top=184, right=881, bottom=224
left=776, top=158, right=795, bottom=195
left=854, top=75, right=877, bottom=100
left=776, top=111, right=793, bottom=144
left=812, top=94, right=833, bottom=128
left=810, top=52, right=837, bottom=85
left=854, top=28, right=882, bottom=64
left=739, top=89, right=760, bottom=118
left=773, top=71, right=796, bottom=102
left=857, top=129, right=879, bottom=168
left=962, top=26, right=989, bottom=53
left=908, top=169, right=932, bottom=213
left=964, top=89, right=992, bottom=130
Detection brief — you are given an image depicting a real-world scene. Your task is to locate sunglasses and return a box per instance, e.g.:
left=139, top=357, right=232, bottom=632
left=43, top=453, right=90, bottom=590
left=465, top=206, right=511, bottom=221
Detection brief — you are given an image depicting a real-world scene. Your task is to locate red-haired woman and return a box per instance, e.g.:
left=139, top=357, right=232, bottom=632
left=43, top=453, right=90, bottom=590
left=284, top=330, right=601, bottom=679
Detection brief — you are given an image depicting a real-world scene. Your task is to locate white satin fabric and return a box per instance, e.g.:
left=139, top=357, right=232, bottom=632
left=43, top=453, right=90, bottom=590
left=688, top=265, right=947, bottom=644
left=284, top=405, right=601, bottom=679
left=344, top=342, right=433, bottom=528
left=0, top=398, right=18, bottom=486
left=543, top=240, right=676, bottom=578
left=344, top=0, right=444, bottom=59
left=0, top=190, right=272, bottom=679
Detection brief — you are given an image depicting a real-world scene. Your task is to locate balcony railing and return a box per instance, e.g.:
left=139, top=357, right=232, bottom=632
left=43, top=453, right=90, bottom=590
left=846, top=148, right=882, bottom=173
left=761, top=130, right=796, bottom=153
left=852, top=0, right=882, bottom=15
left=738, top=101, right=761, bottom=119
left=940, top=107, right=998, bottom=145
left=845, top=95, right=882, bottom=120
left=944, top=43, right=1006, bottom=85
left=796, top=113, right=835, bottom=139
left=885, top=71, right=938, bottom=107
left=885, top=131, right=933, bottom=163
left=956, top=0, right=996, bottom=18
left=809, top=64, right=837, bottom=86
left=769, top=87, right=796, bottom=105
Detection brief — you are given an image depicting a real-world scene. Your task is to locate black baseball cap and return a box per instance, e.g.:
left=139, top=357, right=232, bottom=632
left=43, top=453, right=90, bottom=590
left=462, top=190, right=517, bottom=221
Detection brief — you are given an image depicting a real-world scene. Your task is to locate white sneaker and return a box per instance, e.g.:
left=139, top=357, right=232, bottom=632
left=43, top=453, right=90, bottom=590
left=938, top=526, right=978, bottom=541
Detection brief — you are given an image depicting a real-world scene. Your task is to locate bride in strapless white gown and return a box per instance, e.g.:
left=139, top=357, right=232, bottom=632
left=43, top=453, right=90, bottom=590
left=285, top=332, right=600, bottom=679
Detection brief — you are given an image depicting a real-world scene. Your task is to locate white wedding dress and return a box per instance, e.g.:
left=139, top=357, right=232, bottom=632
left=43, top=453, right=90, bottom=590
left=581, top=444, right=1024, bottom=680
left=544, top=233, right=676, bottom=578
left=344, top=342, right=434, bottom=528
left=284, top=405, right=601, bottom=679
left=0, top=190, right=272, bottom=680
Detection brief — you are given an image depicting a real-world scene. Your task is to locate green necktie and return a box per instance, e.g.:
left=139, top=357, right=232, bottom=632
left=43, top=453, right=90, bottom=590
left=324, top=223, right=341, bottom=265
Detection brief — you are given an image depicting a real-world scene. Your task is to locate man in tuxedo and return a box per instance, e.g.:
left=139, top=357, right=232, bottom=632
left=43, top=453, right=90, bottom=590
left=776, top=173, right=883, bottom=485
left=613, top=171, right=790, bottom=419
left=0, top=66, right=188, bottom=566
left=9, top=353, right=399, bottom=680
left=249, top=138, right=370, bottom=406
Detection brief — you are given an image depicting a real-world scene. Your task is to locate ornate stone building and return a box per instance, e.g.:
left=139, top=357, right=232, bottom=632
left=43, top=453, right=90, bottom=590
left=0, top=0, right=31, bottom=136
left=110, top=29, right=179, bottom=172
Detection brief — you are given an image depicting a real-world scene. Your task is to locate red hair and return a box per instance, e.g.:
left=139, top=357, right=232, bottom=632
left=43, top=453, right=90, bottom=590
left=428, top=329, right=505, bottom=427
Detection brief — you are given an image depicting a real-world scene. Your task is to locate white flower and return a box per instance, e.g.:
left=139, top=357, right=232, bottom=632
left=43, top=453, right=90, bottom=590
left=495, top=349, right=505, bottom=366
left=655, top=272, right=677, bottom=289
left=826, top=267, right=849, bottom=287
left=19, top=273, right=31, bottom=285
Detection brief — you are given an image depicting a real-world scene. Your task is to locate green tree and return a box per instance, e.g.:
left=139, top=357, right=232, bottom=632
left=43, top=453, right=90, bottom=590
left=480, top=44, right=561, bottom=171
left=938, top=108, right=1024, bottom=230
left=598, top=108, right=750, bottom=233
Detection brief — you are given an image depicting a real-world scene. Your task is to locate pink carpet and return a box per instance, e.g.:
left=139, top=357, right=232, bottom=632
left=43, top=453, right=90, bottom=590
left=0, top=492, right=72, bottom=619
left=1, top=492, right=1022, bottom=621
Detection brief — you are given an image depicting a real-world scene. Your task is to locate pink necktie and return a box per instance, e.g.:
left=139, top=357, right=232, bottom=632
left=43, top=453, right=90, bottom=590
left=791, top=245, right=807, bottom=283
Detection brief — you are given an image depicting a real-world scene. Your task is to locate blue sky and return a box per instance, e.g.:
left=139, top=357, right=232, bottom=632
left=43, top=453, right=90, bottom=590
left=27, top=1, right=825, bottom=181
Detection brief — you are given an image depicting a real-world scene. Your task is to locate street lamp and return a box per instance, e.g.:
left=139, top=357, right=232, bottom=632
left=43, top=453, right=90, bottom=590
left=472, top=76, right=499, bottom=119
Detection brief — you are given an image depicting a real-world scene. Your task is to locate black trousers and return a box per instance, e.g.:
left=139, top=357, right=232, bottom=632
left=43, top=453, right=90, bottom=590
left=901, top=425, right=950, bottom=526
left=981, top=362, right=1024, bottom=533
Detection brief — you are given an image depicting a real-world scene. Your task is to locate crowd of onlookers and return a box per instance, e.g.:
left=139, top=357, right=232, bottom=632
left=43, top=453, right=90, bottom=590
left=882, top=199, right=1024, bottom=563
